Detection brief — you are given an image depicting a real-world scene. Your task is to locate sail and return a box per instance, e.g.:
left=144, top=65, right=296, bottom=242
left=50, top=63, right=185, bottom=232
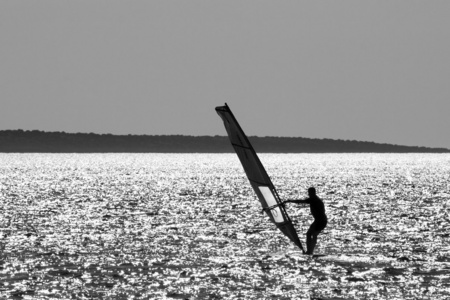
left=215, top=103, right=304, bottom=251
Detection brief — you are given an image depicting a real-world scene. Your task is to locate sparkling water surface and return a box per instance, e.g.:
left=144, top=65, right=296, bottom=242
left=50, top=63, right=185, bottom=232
left=1, top=153, right=449, bottom=299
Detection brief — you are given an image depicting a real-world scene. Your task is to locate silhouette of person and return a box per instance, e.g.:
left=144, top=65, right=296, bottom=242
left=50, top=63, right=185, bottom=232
left=284, top=187, right=327, bottom=255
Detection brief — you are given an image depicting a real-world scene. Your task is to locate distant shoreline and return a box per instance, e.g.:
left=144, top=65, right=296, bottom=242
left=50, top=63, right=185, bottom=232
left=1, top=130, right=449, bottom=153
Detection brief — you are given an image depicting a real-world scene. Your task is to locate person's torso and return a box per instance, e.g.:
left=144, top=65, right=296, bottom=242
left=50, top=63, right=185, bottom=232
left=307, top=196, right=327, bottom=221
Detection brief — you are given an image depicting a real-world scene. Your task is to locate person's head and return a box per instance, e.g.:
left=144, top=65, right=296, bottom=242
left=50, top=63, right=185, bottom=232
left=308, top=187, right=316, bottom=197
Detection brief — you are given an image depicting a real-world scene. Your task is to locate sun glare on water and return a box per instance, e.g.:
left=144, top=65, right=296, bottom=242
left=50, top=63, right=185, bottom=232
left=0, top=153, right=449, bottom=299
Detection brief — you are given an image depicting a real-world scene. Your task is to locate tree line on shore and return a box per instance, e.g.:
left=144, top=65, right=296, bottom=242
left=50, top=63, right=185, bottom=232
left=0, top=130, right=448, bottom=153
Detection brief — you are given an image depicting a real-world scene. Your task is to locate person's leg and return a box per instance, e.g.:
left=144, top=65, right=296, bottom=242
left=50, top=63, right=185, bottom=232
left=306, top=231, right=320, bottom=254
left=309, top=220, right=326, bottom=254
left=310, top=231, right=318, bottom=254
left=306, top=231, right=312, bottom=254
left=306, top=223, right=316, bottom=254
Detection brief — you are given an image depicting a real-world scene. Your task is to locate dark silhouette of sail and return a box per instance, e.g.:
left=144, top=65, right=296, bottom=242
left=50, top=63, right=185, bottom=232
left=215, top=103, right=304, bottom=251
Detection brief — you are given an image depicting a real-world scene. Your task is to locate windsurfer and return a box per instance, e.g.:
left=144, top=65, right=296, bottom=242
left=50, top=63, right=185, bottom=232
left=284, top=187, right=327, bottom=255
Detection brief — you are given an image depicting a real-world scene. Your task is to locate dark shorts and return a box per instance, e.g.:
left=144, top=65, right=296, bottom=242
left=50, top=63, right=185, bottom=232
left=309, top=218, right=327, bottom=233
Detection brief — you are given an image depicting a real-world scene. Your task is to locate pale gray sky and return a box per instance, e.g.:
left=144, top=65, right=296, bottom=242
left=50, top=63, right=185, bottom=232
left=1, top=1, right=449, bottom=148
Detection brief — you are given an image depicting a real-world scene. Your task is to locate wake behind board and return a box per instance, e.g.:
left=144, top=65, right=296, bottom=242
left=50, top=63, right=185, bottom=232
left=216, top=103, right=304, bottom=252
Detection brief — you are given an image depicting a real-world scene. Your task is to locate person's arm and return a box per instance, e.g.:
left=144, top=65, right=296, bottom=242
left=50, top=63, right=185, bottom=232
left=284, top=199, right=309, bottom=204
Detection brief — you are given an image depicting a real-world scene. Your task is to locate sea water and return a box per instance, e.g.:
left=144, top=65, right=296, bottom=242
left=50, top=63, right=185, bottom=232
left=1, top=153, right=449, bottom=299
